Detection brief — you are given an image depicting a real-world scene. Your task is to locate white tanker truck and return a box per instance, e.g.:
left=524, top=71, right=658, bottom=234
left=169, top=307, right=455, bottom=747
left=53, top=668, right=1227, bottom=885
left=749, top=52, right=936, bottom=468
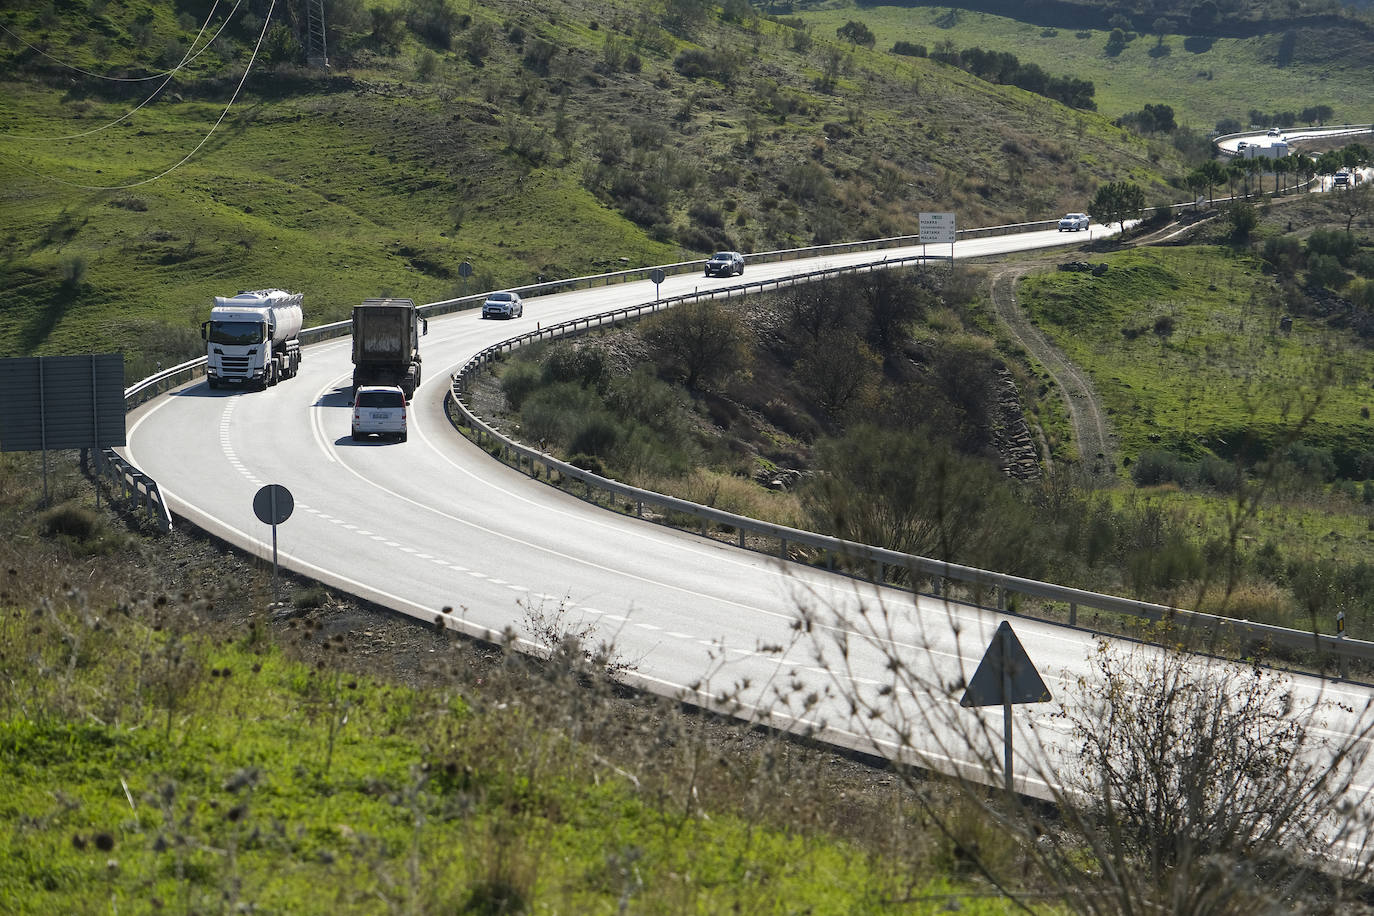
left=201, top=289, right=304, bottom=389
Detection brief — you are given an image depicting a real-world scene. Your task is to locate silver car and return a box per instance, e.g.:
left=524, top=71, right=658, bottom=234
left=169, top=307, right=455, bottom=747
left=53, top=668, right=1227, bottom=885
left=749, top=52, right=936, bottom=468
left=482, top=291, right=524, bottom=319
left=1057, top=212, right=1090, bottom=231
left=352, top=386, right=408, bottom=442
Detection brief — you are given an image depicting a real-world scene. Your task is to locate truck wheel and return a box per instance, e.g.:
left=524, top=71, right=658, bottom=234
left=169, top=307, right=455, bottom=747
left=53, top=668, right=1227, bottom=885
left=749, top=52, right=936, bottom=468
left=207, top=378, right=218, bottom=390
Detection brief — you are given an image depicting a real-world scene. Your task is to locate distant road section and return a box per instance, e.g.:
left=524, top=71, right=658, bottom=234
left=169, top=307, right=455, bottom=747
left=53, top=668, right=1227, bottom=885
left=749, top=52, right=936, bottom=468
left=1215, top=123, right=1371, bottom=157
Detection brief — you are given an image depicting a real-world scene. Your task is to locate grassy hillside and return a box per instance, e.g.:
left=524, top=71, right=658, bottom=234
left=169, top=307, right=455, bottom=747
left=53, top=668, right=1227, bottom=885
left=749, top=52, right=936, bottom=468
left=0, top=456, right=1031, bottom=914
left=793, top=3, right=1374, bottom=128
left=1, top=0, right=1187, bottom=377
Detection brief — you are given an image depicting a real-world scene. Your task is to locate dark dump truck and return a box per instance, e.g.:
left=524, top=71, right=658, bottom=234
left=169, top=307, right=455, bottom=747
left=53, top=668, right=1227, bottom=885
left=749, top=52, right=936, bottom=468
left=351, top=298, right=425, bottom=399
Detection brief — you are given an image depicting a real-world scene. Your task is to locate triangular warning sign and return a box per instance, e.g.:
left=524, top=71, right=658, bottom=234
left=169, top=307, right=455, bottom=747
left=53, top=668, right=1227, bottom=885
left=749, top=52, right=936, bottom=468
left=959, top=621, right=1051, bottom=707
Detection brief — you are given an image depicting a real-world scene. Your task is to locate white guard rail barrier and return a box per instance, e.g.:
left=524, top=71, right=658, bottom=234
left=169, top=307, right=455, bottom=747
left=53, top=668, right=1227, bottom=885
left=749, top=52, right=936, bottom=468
left=444, top=253, right=1374, bottom=675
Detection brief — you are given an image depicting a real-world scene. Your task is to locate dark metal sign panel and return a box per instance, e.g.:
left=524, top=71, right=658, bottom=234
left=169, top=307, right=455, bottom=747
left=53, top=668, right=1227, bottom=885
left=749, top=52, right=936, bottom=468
left=0, top=354, right=127, bottom=452
left=959, top=621, right=1051, bottom=708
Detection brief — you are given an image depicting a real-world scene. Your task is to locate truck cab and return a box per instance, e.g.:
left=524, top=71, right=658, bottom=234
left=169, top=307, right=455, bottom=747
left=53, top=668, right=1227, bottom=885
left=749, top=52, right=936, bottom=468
left=202, top=289, right=303, bottom=389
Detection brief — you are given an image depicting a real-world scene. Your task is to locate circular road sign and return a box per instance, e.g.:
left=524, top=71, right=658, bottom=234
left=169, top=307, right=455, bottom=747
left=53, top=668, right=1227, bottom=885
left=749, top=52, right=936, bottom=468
left=458, top=261, right=474, bottom=278
left=649, top=268, right=666, bottom=284
left=253, top=484, right=294, bottom=525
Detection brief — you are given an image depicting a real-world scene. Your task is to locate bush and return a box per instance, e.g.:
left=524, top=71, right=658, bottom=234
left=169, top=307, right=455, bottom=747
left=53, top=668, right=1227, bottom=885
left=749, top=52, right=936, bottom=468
left=406, top=0, right=461, bottom=49
left=1306, top=228, right=1356, bottom=265
left=1261, top=236, right=1302, bottom=276
left=891, top=41, right=926, bottom=57
left=1351, top=249, right=1374, bottom=279
left=1307, top=253, right=1347, bottom=290
left=1131, top=449, right=1191, bottom=487
left=543, top=343, right=607, bottom=391
left=40, top=503, right=100, bottom=542
left=499, top=359, right=543, bottom=410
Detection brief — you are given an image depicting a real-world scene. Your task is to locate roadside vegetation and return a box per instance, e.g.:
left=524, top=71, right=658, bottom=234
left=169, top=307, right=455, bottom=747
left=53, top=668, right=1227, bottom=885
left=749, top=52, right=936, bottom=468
left=1, top=452, right=1044, bottom=914
left=482, top=181, right=1374, bottom=639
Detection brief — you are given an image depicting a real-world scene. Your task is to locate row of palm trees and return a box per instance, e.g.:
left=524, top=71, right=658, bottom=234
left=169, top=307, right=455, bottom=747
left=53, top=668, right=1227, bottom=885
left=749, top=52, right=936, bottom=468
left=1185, top=142, right=1370, bottom=204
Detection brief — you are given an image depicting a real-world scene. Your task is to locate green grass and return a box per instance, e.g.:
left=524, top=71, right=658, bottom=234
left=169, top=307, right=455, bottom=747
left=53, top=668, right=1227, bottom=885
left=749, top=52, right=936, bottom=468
left=0, top=592, right=1025, bottom=914
left=792, top=5, right=1374, bottom=127
left=1018, top=245, right=1374, bottom=469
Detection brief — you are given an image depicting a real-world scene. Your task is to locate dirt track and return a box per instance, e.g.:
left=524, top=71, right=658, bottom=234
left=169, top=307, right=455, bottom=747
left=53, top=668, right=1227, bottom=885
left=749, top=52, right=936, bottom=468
left=988, top=260, right=1117, bottom=481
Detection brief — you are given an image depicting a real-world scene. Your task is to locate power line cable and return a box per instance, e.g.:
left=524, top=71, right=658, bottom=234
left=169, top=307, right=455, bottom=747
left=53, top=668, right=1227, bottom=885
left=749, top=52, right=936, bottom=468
left=0, top=0, right=275, bottom=192
left=0, top=1, right=247, bottom=142
left=0, top=2, right=233, bottom=83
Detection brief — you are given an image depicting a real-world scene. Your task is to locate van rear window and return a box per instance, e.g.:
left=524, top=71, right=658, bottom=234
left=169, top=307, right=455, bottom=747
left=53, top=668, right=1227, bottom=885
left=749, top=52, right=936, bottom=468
left=358, top=391, right=404, bottom=408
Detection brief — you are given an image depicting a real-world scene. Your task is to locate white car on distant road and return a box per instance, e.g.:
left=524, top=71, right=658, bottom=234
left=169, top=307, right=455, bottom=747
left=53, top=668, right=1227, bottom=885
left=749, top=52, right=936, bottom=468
left=1058, top=212, right=1090, bottom=231
left=482, top=291, right=524, bottom=319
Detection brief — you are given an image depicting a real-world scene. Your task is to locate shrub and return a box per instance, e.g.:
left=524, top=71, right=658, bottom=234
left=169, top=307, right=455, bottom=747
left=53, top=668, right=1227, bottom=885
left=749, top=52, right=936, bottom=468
left=1306, top=228, right=1356, bottom=265
left=1132, top=448, right=1191, bottom=487
left=1351, top=249, right=1374, bottom=279
left=542, top=343, right=606, bottom=391
left=40, top=503, right=100, bottom=542
left=891, top=41, right=926, bottom=57
left=1306, top=253, right=1347, bottom=290
left=499, top=359, right=543, bottom=410
left=1261, top=236, right=1302, bottom=276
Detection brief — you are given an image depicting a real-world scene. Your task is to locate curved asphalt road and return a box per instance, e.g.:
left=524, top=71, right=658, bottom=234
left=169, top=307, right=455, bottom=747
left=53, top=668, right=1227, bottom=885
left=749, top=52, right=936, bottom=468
left=121, top=227, right=1374, bottom=817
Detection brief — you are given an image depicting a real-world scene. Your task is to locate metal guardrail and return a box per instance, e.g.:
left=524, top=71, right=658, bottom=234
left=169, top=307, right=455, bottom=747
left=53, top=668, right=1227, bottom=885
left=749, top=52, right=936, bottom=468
left=445, top=253, right=1374, bottom=673
left=83, top=447, right=174, bottom=533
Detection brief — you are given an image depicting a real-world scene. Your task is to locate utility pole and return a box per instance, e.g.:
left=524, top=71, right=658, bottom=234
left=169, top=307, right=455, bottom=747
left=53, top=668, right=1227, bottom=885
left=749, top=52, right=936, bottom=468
left=306, top=0, right=328, bottom=69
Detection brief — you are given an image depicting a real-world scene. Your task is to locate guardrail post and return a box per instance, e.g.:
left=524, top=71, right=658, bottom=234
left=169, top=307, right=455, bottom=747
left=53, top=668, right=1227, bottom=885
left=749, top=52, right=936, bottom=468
left=738, top=527, right=745, bottom=549
left=1069, top=602, right=1078, bottom=626
left=780, top=537, right=787, bottom=560
left=998, top=586, right=1007, bottom=612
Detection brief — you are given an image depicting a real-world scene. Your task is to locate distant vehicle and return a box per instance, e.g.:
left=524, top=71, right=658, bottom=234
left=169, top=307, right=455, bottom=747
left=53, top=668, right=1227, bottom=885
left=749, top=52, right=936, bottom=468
left=482, top=291, right=524, bottom=319
left=1057, top=213, right=1090, bottom=231
left=1266, top=127, right=1283, bottom=137
left=1236, top=141, right=1249, bottom=151
left=352, top=298, right=425, bottom=399
left=351, top=386, right=408, bottom=442
left=202, top=289, right=303, bottom=390
left=1333, top=171, right=1351, bottom=187
left=705, top=251, right=745, bottom=277
left=1244, top=141, right=1289, bottom=160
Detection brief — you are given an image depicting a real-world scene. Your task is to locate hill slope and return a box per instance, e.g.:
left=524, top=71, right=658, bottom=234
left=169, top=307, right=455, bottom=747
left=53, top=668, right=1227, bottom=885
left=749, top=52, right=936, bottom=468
left=1, top=0, right=1187, bottom=375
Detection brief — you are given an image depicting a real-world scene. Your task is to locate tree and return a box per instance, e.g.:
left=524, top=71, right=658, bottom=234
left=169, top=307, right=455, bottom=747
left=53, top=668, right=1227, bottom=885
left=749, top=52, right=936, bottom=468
left=1315, top=149, right=1345, bottom=183
left=1190, top=0, right=1219, bottom=31
left=1223, top=200, right=1258, bottom=241
left=1272, top=154, right=1291, bottom=195
left=1151, top=17, right=1173, bottom=47
left=641, top=299, right=750, bottom=390
left=1299, top=104, right=1334, bottom=126
left=1332, top=182, right=1373, bottom=234
left=1342, top=142, right=1370, bottom=172
left=1197, top=159, right=1227, bottom=205
left=835, top=19, right=875, bottom=47
left=1089, top=180, right=1145, bottom=234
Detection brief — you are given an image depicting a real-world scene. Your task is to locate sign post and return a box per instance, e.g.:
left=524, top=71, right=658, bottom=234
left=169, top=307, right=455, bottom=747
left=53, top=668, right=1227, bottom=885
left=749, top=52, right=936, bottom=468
left=252, top=484, right=294, bottom=602
left=959, top=621, right=1051, bottom=795
left=649, top=268, right=666, bottom=301
left=918, top=211, right=957, bottom=264
left=458, top=260, right=473, bottom=297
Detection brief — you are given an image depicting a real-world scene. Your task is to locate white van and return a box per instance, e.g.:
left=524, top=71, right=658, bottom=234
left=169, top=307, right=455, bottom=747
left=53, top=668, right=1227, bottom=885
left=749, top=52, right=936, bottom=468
left=352, top=386, right=408, bottom=442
